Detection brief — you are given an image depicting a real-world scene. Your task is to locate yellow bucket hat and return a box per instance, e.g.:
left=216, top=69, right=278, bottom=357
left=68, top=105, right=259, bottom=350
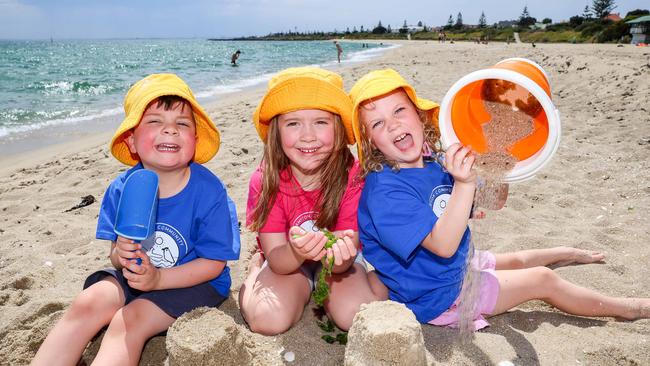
left=349, top=68, right=439, bottom=162
left=253, top=67, right=354, bottom=144
left=110, top=73, right=220, bottom=166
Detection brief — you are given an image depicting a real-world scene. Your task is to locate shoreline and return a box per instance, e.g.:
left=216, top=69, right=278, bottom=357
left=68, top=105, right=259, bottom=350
left=1, top=41, right=649, bottom=365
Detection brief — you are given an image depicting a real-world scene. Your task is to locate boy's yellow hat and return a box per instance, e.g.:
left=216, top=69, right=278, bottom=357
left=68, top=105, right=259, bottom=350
left=253, top=67, right=354, bottom=144
left=110, top=73, right=220, bottom=166
left=349, top=68, right=439, bottom=161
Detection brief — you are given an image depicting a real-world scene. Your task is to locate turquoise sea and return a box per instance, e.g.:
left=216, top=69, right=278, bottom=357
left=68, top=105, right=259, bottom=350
left=0, top=39, right=392, bottom=151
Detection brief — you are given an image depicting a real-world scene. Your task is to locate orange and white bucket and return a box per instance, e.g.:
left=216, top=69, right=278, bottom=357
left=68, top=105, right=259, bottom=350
left=439, top=58, right=561, bottom=183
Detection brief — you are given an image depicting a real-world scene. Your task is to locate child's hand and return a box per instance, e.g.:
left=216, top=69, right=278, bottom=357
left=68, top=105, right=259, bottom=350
left=444, top=143, right=477, bottom=185
left=288, top=226, right=327, bottom=262
left=122, top=251, right=161, bottom=291
left=327, top=232, right=357, bottom=267
left=114, top=236, right=141, bottom=267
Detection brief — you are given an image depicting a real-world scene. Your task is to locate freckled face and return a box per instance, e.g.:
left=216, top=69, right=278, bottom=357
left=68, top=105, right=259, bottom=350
left=277, top=109, right=336, bottom=180
left=126, top=101, right=197, bottom=172
left=360, top=90, right=424, bottom=168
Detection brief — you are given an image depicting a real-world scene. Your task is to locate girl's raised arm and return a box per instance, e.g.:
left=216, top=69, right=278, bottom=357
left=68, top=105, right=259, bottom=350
left=421, top=144, right=476, bottom=257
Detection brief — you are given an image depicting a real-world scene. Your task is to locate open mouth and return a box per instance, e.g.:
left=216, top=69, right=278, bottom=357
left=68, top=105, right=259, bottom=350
left=394, top=133, right=408, bottom=143
left=393, top=133, right=413, bottom=150
left=156, top=143, right=180, bottom=152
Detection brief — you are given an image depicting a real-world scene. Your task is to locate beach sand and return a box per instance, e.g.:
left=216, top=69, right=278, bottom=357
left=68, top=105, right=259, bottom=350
left=1, top=41, right=649, bottom=365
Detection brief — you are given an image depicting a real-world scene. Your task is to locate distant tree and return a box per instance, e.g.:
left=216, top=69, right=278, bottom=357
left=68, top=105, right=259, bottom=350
left=360, top=25, right=364, bottom=32
left=542, top=18, right=552, bottom=24
left=592, top=0, right=616, bottom=19
left=478, top=11, right=487, bottom=28
left=353, top=26, right=358, bottom=33
left=345, top=27, right=351, bottom=35
left=446, top=14, right=454, bottom=29
left=387, top=24, right=392, bottom=33
left=569, top=15, right=585, bottom=27
left=518, top=5, right=537, bottom=27
left=455, top=12, right=463, bottom=29
left=582, top=5, right=593, bottom=20
left=372, top=21, right=387, bottom=34
left=399, top=20, right=409, bottom=34
left=625, top=9, right=649, bottom=18
left=417, top=20, right=423, bottom=27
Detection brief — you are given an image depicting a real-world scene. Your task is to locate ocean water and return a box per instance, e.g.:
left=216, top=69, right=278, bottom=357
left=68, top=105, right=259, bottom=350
left=0, top=39, right=393, bottom=146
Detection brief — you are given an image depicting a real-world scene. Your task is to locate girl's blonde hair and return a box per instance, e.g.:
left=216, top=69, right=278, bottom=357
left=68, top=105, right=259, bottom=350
left=358, top=96, right=442, bottom=178
left=248, top=114, right=354, bottom=232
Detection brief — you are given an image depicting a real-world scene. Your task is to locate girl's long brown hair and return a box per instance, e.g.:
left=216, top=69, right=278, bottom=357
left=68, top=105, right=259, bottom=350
left=359, top=94, right=442, bottom=178
left=248, top=114, right=354, bottom=232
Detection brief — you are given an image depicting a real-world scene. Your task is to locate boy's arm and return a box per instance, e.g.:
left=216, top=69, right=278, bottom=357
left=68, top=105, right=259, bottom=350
left=123, top=253, right=226, bottom=291
left=156, top=258, right=226, bottom=290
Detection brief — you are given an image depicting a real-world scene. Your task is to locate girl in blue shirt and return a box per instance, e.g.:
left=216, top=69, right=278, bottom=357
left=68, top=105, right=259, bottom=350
left=350, top=69, right=650, bottom=330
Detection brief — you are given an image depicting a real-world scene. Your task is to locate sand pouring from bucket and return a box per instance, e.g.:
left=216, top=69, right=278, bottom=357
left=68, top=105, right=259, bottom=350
left=438, top=58, right=561, bottom=183
left=114, top=169, right=159, bottom=265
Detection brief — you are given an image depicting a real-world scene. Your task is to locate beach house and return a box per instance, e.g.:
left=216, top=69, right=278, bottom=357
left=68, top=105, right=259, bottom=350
left=627, top=15, right=650, bottom=45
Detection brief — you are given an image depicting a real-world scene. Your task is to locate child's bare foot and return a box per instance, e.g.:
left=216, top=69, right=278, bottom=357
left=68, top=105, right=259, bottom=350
left=554, top=247, right=605, bottom=267
left=620, top=299, right=650, bottom=320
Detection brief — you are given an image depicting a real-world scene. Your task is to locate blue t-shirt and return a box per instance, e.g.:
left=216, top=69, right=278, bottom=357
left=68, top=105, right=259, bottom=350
left=96, top=162, right=241, bottom=296
left=358, top=161, right=471, bottom=323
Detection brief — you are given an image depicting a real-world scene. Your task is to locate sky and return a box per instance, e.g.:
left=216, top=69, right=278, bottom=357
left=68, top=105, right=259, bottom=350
left=1, top=0, right=648, bottom=39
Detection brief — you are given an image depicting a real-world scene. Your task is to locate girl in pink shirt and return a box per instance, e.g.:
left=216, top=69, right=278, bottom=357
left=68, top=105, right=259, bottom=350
left=239, top=67, right=387, bottom=335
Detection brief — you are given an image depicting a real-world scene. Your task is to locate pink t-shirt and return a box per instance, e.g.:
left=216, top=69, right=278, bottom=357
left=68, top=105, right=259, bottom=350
left=246, top=161, right=363, bottom=235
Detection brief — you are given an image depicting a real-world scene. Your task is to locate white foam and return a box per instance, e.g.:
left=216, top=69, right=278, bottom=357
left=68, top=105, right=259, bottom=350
left=347, top=44, right=400, bottom=63
left=319, top=43, right=399, bottom=68
left=195, top=73, right=275, bottom=99
left=0, top=106, right=122, bottom=138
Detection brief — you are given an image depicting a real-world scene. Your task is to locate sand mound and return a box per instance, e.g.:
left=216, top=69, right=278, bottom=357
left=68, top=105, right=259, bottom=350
left=345, top=301, right=428, bottom=366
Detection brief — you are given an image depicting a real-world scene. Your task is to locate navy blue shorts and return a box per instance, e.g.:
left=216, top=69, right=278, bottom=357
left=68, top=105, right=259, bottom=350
left=83, top=269, right=227, bottom=319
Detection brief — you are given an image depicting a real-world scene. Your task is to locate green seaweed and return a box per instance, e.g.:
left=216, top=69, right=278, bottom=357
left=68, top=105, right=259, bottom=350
left=312, top=229, right=337, bottom=306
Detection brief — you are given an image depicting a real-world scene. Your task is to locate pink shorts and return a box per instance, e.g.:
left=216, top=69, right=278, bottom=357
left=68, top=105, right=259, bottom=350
left=428, top=250, right=500, bottom=330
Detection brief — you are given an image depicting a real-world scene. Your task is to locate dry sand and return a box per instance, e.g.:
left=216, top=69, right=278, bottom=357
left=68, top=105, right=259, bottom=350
left=1, top=41, right=649, bottom=365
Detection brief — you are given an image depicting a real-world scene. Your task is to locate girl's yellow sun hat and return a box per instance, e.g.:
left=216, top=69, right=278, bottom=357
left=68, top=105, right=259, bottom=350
left=253, top=67, right=354, bottom=144
left=348, top=68, right=440, bottom=162
left=110, top=73, right=220, bottom=166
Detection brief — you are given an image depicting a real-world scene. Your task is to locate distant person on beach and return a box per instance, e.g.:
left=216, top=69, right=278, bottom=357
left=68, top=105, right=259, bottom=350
left=231, top=49, right=241, bottom=66
left=32, top=74, right=240, bottom=365
left=239, top=67, right=388, bottom=335
left=334, top=41, right=343, bottom=63
left=349, top=68, right=650, bottom=331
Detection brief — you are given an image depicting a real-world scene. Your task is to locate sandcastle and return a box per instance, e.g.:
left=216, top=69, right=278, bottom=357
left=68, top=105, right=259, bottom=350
left=166, top=307, right=252, bottom=365
left=344, top=301, right=428, bottom=366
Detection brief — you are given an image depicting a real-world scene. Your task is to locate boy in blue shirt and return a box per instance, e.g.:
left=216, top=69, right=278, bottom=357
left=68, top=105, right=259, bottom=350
left=33, top=74, right=240, bottom=365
